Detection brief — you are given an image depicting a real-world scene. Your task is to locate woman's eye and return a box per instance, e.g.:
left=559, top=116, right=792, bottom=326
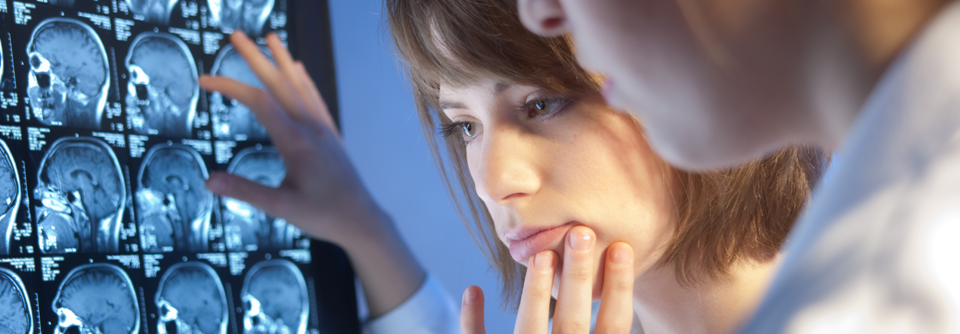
left=525, top=97, right=568, bottom=119
left=534, top=100, right=549, bottom=115
left=461, top=122, right=478, bottom=137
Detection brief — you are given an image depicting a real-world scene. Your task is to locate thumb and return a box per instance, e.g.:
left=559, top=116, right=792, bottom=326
left=461, top=286, right=486, bottom=334
left=207, top=172, right=288, bottom=217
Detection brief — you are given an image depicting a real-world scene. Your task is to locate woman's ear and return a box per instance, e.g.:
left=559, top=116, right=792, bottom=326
left=517, top=0, right=568, bottom=37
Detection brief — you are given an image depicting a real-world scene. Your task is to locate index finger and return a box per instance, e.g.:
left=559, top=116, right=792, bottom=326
left=514, top=251, right=557, bottom=334
left=461, top=286, right=486, bottom=334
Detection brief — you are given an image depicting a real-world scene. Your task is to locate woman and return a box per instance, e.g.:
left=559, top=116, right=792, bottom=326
left=200, top=0, right=827, bottom=332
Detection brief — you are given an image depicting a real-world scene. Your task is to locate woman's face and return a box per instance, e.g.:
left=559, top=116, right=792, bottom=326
left=440, top=78, right=680, bottom=299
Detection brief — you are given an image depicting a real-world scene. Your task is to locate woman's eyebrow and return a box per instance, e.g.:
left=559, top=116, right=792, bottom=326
left=439, top=101, right=466, bottom=110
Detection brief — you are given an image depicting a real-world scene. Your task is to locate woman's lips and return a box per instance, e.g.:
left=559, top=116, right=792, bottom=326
left=505, top=223, right=574, bottom=263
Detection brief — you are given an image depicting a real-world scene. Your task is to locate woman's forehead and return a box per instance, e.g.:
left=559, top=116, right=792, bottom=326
left=439, top=78, right=519, bottom=97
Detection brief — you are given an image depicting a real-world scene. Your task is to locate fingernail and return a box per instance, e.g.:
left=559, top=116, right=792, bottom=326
left=534, top=251, right=554, bottom=270
left=569, top=229, right=592, bottom=251
left=610, top=244, right=632, bottom=264
left=463, top=287, right=476, bottom=304
left=206, top=175, right=226, bottom=193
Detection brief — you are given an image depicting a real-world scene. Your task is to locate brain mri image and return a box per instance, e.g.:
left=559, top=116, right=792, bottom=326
left=35, top=137, right=125, bottom=254
left=207, top=0, right=275, bottom=37
left=137, top=143, right=213, bottom=253
left=125, top=32, right=199, bottom=138
left=52, top=264, right=139, bottom=334
left=210, top=44, right=274, bottom=141
left=155, top=262, right=228, bottom=334
left=0, top=139, right=20, bottom=255
left=26, top=18, right=110, bottom=129
left=222, top=146, right=302, bottom=251
left=240, top=260, right=308, bottom=334
left=0, top=268, right=32, bottom=334
left=124, top=0, right=179, bottom=26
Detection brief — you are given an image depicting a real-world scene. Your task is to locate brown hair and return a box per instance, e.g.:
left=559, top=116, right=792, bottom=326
left=386, top=0, right=828, bottom=308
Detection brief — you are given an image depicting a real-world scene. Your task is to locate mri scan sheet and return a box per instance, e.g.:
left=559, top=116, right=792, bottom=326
left=137, top=143, right=214, bottom=253
left=124, top=32, right=200, bottom=138
left=26, top=18, right=110, bottom=129
left=210, top=44, right=274, bottom=141
left=222, top=146, right=303, bottom=252
left=52, top=264, right=140, bottom=334
left=241, top=259, right=308, bottom=334
left=34, top=137, right=126, bottom=254
left=0, top=267, right=32, bottom=334
left=0, top=138, right=21, bottom=256
left=1, top=0, right=352, bottom=333
left=208, top=0, right=276, bottom=37
left=155, top=262, right=228, bottom=334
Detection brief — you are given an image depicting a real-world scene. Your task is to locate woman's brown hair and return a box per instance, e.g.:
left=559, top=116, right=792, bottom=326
left=386, top=0, right=829, bottom=308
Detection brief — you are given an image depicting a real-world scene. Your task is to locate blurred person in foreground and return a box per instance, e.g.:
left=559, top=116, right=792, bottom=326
left=515, top=0, right=960, bottom=332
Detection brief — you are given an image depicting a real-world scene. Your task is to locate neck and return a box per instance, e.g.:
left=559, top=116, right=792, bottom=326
left=802, top=0, right=950, bottom=148
left=632, top=258, right=777, bottom=334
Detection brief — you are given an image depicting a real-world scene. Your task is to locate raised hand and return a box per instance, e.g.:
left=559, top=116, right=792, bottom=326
left=461, top=226, right=635, bottom=334
left=200, top=32, right=424, bottom=318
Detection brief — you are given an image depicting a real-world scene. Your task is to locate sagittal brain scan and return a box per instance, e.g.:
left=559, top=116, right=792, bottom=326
left=0, top=268, right=32, bottom=334
left=52, top=264, right=139, bottom=334
left=137, top=143, right=213, bottom=253
left=240, top=260, right=307, bottom=334
left=0, top=139, right=21, bottom=255
left=26, top=18, right=110, bottom=129
left=125, top=32, right=199, bottom=137
left=125, top=0, right=180, bottom=26
left=210, top=44, right=274, bottom=141
left=35, top=137, right=125, bottom=254
left=207, top=0, right=275, bottom=37
left=222, top=146, right=302, bottom=251
left=155, top=262, right=228, bottom=334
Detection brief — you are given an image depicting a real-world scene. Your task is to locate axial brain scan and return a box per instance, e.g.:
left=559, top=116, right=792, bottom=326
left=155, top=262, right=228, bottom=334
left=241, top=260, right=307, bottom=334
left=26, top=18, right=110, bottom=129
left=210, top=44, right=274, bottom=141
left=125, top=0, right=179, bottom=26
left=222, top=146, right=302, bottom=251
left=0, top=139, right=20, bottom=255
left=35, top=137, right=125, bottom=254
left=125, top=32, right=199, bottom=137
left=137, top=143, right=213, bottom=253
left=53, top=264, right=140, bottom=334
left=207, top=0, right=275, bottom=37
left=0, top=268, right=31, bottom=334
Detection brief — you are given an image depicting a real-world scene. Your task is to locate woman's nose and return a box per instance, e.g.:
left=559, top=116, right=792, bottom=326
left=473, top=129, right=542, bottom=205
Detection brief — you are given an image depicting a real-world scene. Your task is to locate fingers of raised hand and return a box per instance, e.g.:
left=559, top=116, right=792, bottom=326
left=461, top=286, right=486, bottom=334
left=515, top=251, right=558, bottom=334
left=229, top=32, right=310, bottom=121
left=294, top=61, right=339, bottom=137
left=206, top=172, right=290, bottom=217
left=553, top=226, right=597, bottom=334
left=594, top=242, right=635, bottom=334
left=265, top=35, right=319, bottom=121
left=198, top=76, right=299, bottom=146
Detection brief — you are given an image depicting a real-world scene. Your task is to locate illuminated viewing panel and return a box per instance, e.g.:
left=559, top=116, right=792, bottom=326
left=0, top=1, right=354, bottom=333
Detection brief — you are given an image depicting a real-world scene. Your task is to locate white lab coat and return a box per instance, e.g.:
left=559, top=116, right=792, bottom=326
left=741, top=1, right=960, bottom=333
